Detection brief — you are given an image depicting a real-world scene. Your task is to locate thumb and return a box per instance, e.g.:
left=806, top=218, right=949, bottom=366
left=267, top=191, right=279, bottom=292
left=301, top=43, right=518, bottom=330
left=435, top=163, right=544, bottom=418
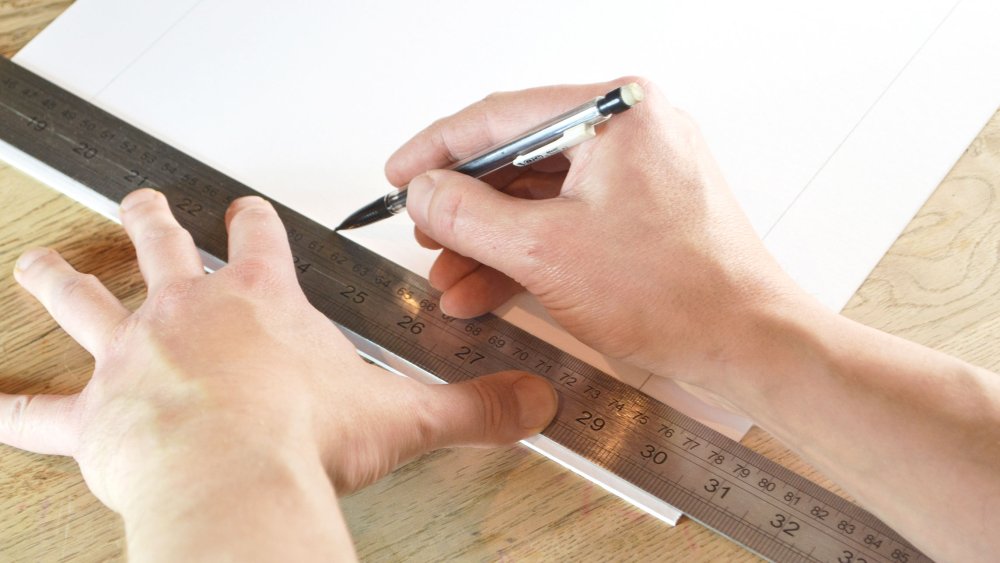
left=406, top=170, right=561, bottom=278
left=423, top=371, right=558, bottom=448
left=0, top=393, right=80, bottom=456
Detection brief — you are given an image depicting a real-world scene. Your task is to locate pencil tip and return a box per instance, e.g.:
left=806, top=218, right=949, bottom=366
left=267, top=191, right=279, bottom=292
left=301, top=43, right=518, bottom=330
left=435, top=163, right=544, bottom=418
left=333, top=218, right=354, bottom=231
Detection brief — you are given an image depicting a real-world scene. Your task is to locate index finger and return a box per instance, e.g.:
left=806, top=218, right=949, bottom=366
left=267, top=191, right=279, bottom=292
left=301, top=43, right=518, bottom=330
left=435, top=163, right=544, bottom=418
left=384, top=78, right=638, bottom=187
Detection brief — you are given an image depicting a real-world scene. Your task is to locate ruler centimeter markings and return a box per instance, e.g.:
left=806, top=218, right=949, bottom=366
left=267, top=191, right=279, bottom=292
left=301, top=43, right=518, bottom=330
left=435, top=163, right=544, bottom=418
left=0, top=57, right=929, bottom=563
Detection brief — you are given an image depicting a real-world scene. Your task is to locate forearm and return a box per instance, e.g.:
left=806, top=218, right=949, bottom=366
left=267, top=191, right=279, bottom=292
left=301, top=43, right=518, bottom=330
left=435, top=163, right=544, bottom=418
left=709, top=301, right=1000, bottom=561
left=120, top=439, right=355, bottom=562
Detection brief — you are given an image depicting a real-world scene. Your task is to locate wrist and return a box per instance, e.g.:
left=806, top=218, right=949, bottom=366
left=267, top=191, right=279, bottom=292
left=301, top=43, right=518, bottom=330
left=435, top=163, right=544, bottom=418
left=662, top=291, right=845, bottom=410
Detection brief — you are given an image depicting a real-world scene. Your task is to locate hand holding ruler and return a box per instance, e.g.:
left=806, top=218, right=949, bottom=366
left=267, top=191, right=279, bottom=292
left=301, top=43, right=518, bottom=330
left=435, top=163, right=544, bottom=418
left=0, top=57, right=928, bottom=562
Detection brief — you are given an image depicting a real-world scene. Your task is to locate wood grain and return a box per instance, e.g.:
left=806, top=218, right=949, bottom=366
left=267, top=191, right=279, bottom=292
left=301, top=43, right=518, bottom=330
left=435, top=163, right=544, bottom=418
left=1, top=2, right=998, bottom=560
left=843, top=112, right=1000, bottom=372
left=0, top=164, right=132, bottom=561
left=0, top=0, right=72, bottom=58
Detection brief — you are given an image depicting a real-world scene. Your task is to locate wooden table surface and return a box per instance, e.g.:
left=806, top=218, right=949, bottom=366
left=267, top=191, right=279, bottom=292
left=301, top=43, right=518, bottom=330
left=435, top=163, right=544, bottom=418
left=1, top=2, right=998, bottom=561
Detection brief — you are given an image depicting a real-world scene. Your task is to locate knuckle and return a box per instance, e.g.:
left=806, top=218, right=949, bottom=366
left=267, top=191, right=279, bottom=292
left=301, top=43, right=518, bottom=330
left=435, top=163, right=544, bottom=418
left=412, top=389, right=442, bottom=451
left=428, top=179, right=466, bottom=240
left=429, top=118, right=469, bottom=166
left=225, top=256, right=285, bottom=291
left=429, top=130, right=460, bottom=165
left=138, top=224, right=193, bottom=247
left=123, top=193, right=163, bottom=214
left=149, top=279, right=197, bottom=317
left=427, top=115, right=449, bottom=136
left=107, top=314, right=140, bottom=354
left=480, top=90, right=508, bottom=109
left=3, top=395, right=30, bottom=434
left=51, top=273, right=101, bottom=313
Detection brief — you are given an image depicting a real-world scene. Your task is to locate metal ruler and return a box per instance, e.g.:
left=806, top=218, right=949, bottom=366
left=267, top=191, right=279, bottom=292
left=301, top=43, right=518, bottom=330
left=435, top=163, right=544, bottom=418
left=0, top=57, right=928, bottom=563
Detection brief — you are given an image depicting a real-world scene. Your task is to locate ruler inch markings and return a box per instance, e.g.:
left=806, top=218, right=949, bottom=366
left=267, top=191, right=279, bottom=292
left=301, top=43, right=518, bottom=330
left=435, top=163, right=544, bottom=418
left=0, top=57, right=930, bottom=563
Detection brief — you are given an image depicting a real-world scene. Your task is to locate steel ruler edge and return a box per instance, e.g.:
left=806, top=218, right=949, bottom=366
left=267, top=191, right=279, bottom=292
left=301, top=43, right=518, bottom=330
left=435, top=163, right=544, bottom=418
left=0, top=129, right=684, bottom=528
left=0, top=58, right=928, bottom=563
left=0, top=91, right=685, bottom=530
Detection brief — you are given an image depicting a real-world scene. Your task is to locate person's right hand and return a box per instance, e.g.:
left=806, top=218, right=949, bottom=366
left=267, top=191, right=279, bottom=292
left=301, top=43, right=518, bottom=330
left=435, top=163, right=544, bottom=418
left=387, top=79, right=813, bottom=390
left=388, top=79, right=1000, bottom=563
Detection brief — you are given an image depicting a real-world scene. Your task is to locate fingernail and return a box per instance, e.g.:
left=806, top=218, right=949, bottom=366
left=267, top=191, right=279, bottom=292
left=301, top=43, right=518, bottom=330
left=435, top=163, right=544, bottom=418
left=227, top=196, right=271, bottom=220
left=406, top=173, right=435, bottom=227
left=513, top=375, right=558, bottom=432
left=120, top=189, right=159, bottom=212
left=438, top=302, right=452, bottom=317
left=15, top=247, right=51, bottom=273
left=438, top=293, right=453, bottom=316
left=232, top=195, right=269, bottom=210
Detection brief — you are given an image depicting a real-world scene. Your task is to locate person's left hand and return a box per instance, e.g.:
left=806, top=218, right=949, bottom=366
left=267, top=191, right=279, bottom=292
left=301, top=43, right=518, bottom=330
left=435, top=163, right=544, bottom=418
left=0, top=189, right=558, bottom=514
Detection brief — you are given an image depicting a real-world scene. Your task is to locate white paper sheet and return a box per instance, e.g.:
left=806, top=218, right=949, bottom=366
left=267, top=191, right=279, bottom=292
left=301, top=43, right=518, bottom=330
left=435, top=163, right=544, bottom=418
left=5, top=0, right=999, bottom=526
